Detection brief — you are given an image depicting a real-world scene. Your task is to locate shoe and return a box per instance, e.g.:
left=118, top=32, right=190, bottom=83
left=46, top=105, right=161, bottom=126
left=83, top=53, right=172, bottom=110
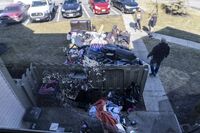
left=148, top=34, right=153, bottom=38
left=149, top=73, right=154, bottom=76
left=149, top=73, right=156, bottom=77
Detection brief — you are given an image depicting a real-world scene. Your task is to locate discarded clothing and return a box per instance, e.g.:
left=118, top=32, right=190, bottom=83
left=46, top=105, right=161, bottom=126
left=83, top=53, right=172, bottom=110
left=90, top=99, right=117, bottom=127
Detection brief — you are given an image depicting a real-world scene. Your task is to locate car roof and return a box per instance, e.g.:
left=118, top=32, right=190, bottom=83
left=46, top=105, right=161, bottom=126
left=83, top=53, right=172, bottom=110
left=6, top=3, right=22, bottom=7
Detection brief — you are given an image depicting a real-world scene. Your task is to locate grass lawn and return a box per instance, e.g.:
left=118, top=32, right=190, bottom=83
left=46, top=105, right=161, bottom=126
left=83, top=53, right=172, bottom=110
left=26, top=16, right=125, bottom=33
left=143, top=37, right=200, bottom=124
left=0, top=16, right=125, bottom=68
left=137, top=0, right=200, bottom=43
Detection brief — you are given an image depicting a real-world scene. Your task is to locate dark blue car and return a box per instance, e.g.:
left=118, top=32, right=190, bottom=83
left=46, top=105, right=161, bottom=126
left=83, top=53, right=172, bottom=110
left=61, top=0, right=82, bottom=18
left=111, top=0, right=139, bottom=13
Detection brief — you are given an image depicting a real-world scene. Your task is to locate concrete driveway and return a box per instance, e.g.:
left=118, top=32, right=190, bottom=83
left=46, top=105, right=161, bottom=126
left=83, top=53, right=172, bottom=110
left=187, top=0, right=200, bottom=10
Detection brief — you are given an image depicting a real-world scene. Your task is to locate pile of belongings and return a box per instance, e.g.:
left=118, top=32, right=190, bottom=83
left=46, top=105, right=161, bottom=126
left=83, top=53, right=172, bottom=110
left=88, top=83, right=142, bottom=132
left=37, top=68, right=105, bottom=106
left=89, top=99, right=125, bottom=132
left=64, top=26, right=144, bottom=66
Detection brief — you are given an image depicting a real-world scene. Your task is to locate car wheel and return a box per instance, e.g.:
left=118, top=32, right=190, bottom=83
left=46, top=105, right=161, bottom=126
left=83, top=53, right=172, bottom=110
left=93, top=9, right=96, bottom=14
left=110, top=1, right=113, bottom=6
left=62, top=13, right=65, bottom=18
left=79, top=11, right=83, bottom=17
left=48, top=13, right=52, bottom=21
left=29, top=18, right=33, bottom=23
left=121, top=6, right=125, bottom=13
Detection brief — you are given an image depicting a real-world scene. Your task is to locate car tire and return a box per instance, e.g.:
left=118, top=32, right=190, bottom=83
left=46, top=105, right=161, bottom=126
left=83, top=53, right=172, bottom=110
left=29, top=18, right=33, bottom=23
left=121, top=6, right=125, bottom=13
left=92, top=8, right=94, bottom=13
left=48, top=13, right=52, bottom=21
left=62, top=13, right=65, bottom=18
left=110, top=1, right=113, bottom=6
left=79, top=12, right=83, bottom=17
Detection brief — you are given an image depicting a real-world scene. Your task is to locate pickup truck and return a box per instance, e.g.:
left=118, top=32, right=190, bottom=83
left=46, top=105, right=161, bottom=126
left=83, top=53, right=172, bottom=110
left=28, top=0, right=55, bottom=22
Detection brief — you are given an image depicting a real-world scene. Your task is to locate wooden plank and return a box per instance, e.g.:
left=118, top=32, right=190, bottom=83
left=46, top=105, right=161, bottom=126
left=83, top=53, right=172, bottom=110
left=21, top=74, right=37, bottom=106
left=26, top=69, right=35, bottom=90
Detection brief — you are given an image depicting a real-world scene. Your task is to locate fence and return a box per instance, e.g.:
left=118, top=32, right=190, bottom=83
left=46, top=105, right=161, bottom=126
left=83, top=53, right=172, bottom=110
left=17, top=63, right=148, bottom=106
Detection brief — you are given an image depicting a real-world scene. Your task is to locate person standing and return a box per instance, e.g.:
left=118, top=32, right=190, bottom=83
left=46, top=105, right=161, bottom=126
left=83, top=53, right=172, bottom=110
left=148, top=13, right=157, bottom=37
left=135, top=9, right=142, bottom=31
left=147, top=38, right=170, bottom=77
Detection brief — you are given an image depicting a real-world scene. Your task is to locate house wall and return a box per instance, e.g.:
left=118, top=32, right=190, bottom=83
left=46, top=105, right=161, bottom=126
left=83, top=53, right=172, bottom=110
left=0, top=70, right=25, bottom=128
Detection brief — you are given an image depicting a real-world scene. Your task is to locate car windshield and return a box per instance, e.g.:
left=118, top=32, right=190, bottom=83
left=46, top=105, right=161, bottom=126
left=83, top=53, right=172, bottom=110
left=94, top=0, right=106, bottom=3
left=32, top=0, right=47, bottom=7
left=124, top=0, right=135, bottom=3
left=4, top=6, right=21, bottom=12
left=64, top=0, right=77, bottom=4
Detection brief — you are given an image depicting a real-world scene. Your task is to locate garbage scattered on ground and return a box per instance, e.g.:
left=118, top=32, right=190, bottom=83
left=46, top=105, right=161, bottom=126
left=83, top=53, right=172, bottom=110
left=88, top=95, right=139, bottom=133
left=30, top=21, right=148, bottom=132
left=64, top=25, right=145, bottom=66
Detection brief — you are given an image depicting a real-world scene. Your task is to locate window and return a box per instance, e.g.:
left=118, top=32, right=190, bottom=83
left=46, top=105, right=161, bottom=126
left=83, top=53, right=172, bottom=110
left=64, top=0, right=78, bottom=4
left=94, top=0, right=106, bottom=3
left=4, top=6, right=21, bottom=12
left=32, top=0, right=47, bottom=7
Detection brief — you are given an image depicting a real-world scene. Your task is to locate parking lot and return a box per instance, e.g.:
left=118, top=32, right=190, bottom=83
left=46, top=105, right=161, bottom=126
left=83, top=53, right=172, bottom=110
left=0, top=0, right=123, bottom=25
left=50, top=2, right=122, bottom=22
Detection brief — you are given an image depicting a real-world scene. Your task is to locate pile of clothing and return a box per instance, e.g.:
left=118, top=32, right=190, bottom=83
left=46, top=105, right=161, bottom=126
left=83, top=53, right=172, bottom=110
left=88, top=84, right=141, bottom=132
left=89, top=99, right=125, bottom=132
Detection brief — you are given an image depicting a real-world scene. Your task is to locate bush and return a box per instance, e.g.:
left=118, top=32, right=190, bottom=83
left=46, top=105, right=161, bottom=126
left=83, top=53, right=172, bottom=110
left=162, top=0, right=187, bottom=15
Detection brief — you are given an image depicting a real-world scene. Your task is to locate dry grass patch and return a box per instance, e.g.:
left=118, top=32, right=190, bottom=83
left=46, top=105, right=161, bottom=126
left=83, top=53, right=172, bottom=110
left=137, top=0, right=200, bottom=42
left=0, top=16, right=125, bottom=66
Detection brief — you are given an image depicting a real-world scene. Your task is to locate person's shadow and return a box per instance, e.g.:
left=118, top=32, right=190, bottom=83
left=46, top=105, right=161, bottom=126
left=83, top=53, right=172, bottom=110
left=142, top=26, right=149, bottom=32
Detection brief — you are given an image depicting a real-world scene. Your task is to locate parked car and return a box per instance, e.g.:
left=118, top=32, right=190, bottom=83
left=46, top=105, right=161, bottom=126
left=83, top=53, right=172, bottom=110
left=89, top=0, right=110, bottom=14
left=28, top=0, right=55, bottom=22
left=111, top=0, right=138, bottom=13
left=0, top=2, right=29, bottom=24
left=61, top=0, right=82, bottom=18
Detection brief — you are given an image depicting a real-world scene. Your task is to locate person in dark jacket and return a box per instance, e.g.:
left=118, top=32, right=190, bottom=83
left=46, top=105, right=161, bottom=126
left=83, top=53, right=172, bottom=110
left=147, top=38, right=170, bottom=76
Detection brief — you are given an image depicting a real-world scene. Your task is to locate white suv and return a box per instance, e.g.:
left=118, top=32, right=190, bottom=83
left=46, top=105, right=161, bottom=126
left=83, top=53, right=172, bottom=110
left=28, top=0, right=55, bottom=22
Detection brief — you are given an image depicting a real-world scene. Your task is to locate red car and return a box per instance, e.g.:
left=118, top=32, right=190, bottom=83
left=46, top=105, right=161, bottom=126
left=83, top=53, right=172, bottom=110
left=89, top=0, right=110, bottom=14
left=0, top=2, right=29, bottom=24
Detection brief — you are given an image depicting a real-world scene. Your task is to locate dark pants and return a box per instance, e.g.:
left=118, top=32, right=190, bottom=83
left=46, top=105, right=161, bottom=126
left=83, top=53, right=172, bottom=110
left=136, top=19, right=141, bottom=30
left=150, top=59, right=161, bottom=75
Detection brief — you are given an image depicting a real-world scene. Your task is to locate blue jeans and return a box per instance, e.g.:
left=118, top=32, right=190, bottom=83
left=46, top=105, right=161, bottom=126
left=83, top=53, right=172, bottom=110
left=150, top=60, right=161, bottom=75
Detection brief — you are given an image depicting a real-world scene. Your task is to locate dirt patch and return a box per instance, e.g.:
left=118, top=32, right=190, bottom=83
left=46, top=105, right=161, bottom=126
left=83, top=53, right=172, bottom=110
left=143, top=37, right=200, bottom=124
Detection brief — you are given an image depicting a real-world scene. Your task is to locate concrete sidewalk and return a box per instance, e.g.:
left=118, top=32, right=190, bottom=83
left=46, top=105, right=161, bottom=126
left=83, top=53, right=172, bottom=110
left=122, top=14, right=182, bottom=132
left=122, top=14, right=173, bottom=112
left=152, top=33, right=200, bottom=50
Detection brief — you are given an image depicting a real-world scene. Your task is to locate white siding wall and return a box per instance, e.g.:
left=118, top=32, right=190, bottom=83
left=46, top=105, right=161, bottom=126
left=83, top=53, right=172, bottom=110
left=0, top=71, right=25, bottom=128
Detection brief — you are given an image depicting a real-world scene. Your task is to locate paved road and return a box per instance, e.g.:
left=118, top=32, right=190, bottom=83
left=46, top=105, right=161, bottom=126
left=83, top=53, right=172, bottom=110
left=187, top=0, right=200, bottom=10
left=51, top=0, right=122, bottom=23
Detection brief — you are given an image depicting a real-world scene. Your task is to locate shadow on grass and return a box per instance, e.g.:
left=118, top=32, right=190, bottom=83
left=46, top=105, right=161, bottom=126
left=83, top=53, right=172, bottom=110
left=0, top=23, right=68, bottom=78
left=156, top=26, right=200, bottom=43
